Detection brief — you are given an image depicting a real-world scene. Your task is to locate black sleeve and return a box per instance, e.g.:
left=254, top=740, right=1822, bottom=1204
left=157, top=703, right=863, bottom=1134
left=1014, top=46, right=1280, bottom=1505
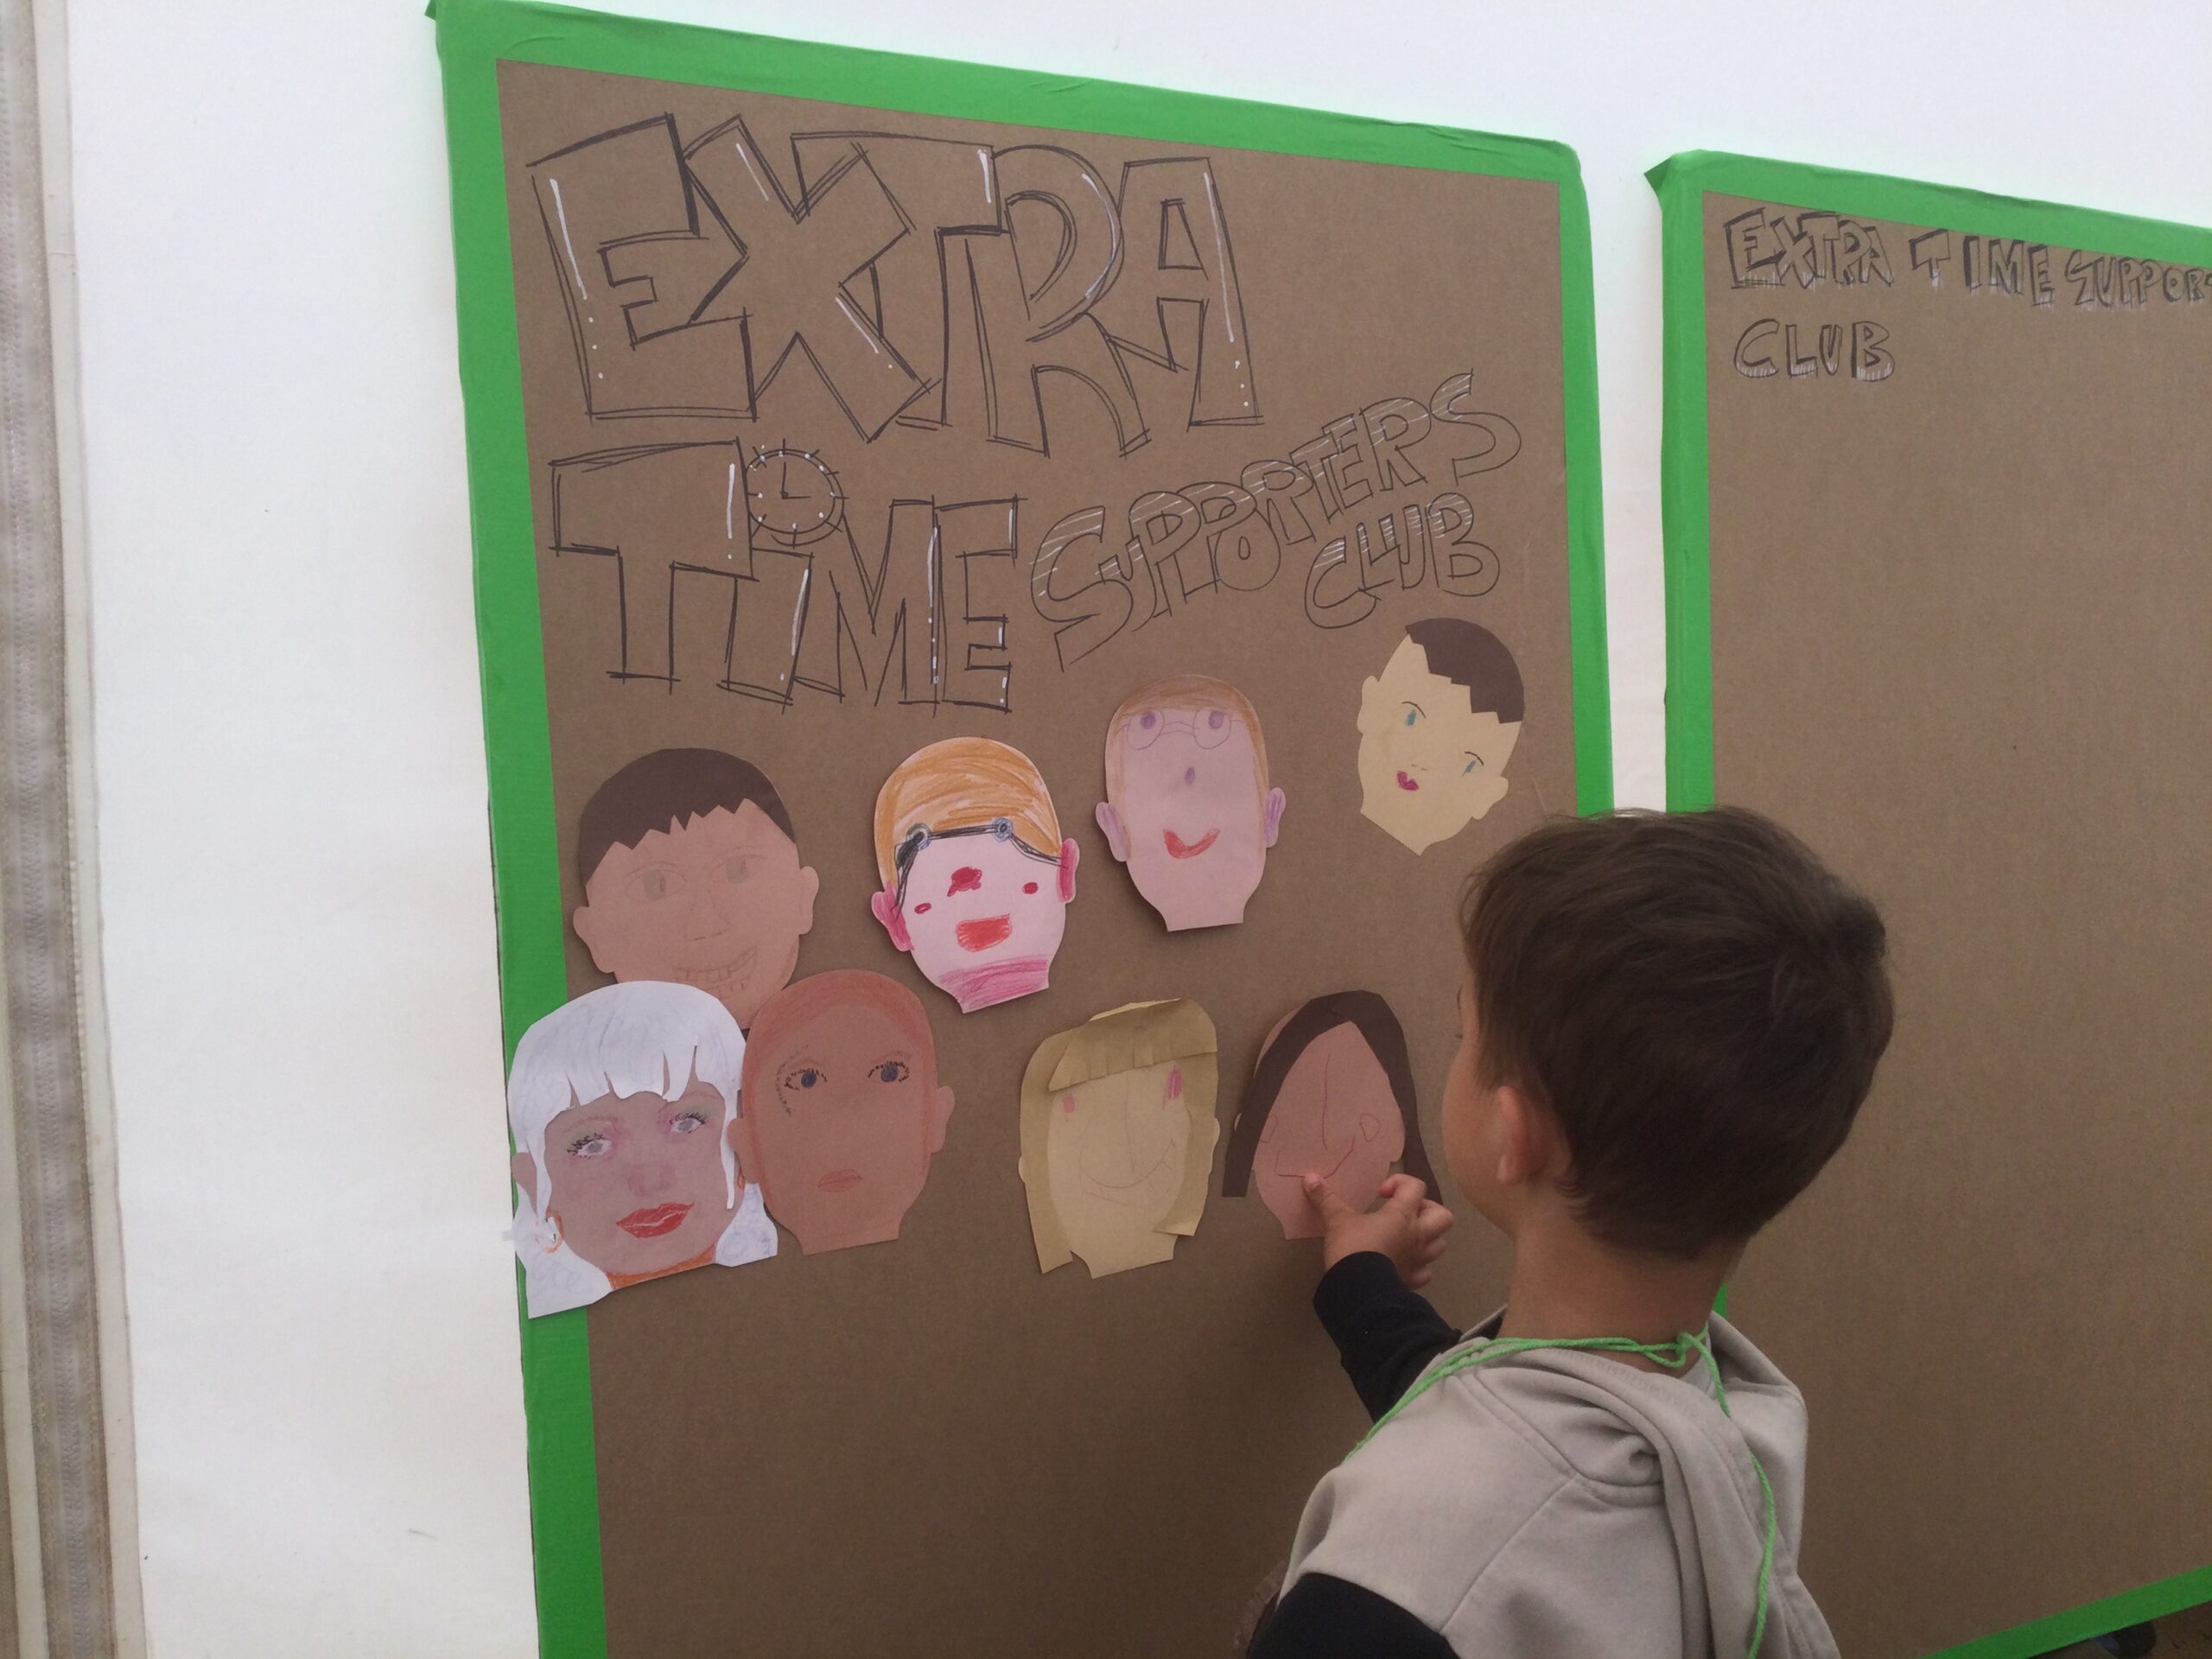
left=1247, top=1573, right=1455, bottom=1659
left=1313, top=1251, right=1459, bottom=1421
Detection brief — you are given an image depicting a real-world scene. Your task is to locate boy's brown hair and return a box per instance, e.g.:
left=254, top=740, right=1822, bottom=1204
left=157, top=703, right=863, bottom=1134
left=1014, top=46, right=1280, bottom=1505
left=1461, top=807, right=1891, bottom=1257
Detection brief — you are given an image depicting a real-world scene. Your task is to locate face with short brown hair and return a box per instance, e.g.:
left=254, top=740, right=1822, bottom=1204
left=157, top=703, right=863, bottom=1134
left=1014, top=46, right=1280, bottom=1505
left=572, top=802, right=819, bottom=1027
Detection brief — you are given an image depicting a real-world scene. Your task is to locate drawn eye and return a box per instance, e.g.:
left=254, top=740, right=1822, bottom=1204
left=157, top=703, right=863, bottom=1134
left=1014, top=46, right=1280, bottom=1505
left=913, top=901, right=932, bottom=914
left=1402, top=709, right=1420, bottom=728
left=1127, top=709, right=1166, bottom=750
left=781, top=1066, right=824, bottom=1094
left=1194, top=708, right=1232, bottom=749
left=628, top=867, right=683, bottom=903
left=1140, top=711, right=1159, bottom=730
left=567, top=1131, right=612, bottom=1159
left=721, top=855, right=754, bottom=885
left=1060, top=1093, right=1077, bottom=1116
left=1463, top=755, right=1484, bottom=773
left=1021, top=880, right=1039, bottom=895
left=873, top=1060, right=911, bottom=1085
left=669, top=1110, right=709, bottom=1135
left=1166, top=1067, right=1184, bottom=1101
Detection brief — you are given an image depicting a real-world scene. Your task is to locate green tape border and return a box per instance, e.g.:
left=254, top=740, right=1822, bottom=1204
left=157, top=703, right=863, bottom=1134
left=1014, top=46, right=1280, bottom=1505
left=1647, top=148, right=2212, bottom=1657
left=432, top=2, right=1610, bottom=1651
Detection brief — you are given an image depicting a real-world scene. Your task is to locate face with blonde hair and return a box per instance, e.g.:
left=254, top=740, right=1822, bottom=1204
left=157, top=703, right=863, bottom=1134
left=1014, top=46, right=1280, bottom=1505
left=869, top=738, right=1080, bottom=1014
left=1097, top=677, right=1284, bottom=931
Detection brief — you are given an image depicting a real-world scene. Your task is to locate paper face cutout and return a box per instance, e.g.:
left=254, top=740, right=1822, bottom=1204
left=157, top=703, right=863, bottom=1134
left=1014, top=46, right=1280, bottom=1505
left=507, top=980, right=776, bottom=1317
left=1222, top=990, right=1435, bottom=1240
left=739, top=970, right=955, bottom=1255
left=1355, top=620, right=1525, bottom=855
left=1019, top=1000, right=1219, bottom=1277
left=869, top=737, right=1079, bottom=1014
left=571, top=749, right=820, bottom=1027
left=1096, top=676, right=1286, bottom=931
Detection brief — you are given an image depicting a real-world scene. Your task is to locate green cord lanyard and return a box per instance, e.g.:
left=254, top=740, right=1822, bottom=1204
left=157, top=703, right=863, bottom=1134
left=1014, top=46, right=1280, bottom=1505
left=1349, top=1328, right=1777, bottom=1659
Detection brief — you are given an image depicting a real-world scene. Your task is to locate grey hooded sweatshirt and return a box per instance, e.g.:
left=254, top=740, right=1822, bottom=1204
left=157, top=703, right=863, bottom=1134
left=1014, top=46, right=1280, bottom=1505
left=1255, top=1252, right=1839, bottom=1659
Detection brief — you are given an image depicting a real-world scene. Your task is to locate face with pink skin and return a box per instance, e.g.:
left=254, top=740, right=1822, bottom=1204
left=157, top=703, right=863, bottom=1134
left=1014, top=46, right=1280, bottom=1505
left=870, top=827, right=1079, bottom=1014
left=1250, top=1011, right=1407, bottom=1240
left=1097, top=694, right=1285, bottom=932
left=511, top=1072, right=740, bottom=1279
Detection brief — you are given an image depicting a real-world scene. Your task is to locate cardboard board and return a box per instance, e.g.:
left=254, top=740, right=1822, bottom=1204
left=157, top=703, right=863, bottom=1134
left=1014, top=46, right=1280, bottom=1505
left=1653, top=151, right=2212, bottom=1659
left=437, top=3, right=1607, bottom=1651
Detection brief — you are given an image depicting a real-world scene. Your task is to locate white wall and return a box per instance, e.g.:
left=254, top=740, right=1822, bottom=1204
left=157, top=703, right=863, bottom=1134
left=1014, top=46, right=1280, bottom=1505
left=59, top=0, right=2209, bottom=1652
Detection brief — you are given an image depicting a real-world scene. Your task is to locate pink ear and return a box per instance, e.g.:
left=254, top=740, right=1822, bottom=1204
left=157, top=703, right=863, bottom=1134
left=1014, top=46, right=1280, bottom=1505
left=1056, top=838, right=1081, bottom=903
left=1262, top=786, right=1287, bottom=849
left=869, top=887, right=912, bottom=952
left=1094, top=801, right=1128, bottom=862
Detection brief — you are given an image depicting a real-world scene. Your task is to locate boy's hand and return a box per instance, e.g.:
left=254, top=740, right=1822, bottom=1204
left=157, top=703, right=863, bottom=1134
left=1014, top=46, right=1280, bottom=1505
left=1303, top=1173, right=1454, bottom=1288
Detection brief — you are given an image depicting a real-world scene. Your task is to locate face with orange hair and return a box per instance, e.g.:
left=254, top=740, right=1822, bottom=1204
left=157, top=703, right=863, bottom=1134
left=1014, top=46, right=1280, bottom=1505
left=868, top=738, right=1080, bottom=1014
left=739, top=970, right=954, bottom=1254
left=1096, top=676, right=1285, bottom=931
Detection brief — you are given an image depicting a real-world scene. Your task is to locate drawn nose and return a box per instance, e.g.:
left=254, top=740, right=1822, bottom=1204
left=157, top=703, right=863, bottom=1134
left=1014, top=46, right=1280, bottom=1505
left=1183, top=766, right=1197, bottom=786
left=684, top=896, right=725, bottom=940
left=949, top=866, right=982, bottom=896
left=629, top=1160, right=675, bottom=1198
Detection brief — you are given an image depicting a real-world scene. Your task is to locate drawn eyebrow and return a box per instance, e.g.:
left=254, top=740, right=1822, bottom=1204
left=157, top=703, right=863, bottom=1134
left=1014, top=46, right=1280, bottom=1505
left=1463, top=752, right=1484, bottom=765
left=1403, top=701, right=1426, bottom=715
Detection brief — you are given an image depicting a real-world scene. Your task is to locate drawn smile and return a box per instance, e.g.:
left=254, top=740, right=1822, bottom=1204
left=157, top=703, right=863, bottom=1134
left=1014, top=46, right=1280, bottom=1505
left=1395, top=771, right=1421, bottom=792
left=616, top=1203, right=693, bottom=1238
left=956, top=915, right=1013, bottom=951
left=678, top=947, right=758, bottom=991
left=1163, top=828, right=1219, bottom=860
left=817, top=1169, right=862, bottom=1193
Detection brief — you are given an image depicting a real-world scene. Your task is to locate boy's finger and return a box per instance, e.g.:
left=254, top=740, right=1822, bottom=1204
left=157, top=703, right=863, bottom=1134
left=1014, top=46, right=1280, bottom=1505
left=1416, top=1204, right=1456, bottom=1240
left=1301, top=1173, right=1353, bottom=1219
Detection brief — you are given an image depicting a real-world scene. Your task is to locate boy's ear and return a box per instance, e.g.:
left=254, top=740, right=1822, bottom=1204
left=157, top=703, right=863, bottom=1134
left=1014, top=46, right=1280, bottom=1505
left=1262, top=786, right=1286, bottom=848
left=1056, top=838, right=1081, bottom=903
left=1492, top=1084, right=1552, bottom=1189
left=927, top=1083, right=955, bottom=1154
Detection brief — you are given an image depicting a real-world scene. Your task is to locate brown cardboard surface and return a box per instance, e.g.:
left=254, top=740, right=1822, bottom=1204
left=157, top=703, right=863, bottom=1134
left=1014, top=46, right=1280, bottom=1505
left=1699, top=191, right=2212, bottom=1656
left=499, top=58, right=1576, bottom=1656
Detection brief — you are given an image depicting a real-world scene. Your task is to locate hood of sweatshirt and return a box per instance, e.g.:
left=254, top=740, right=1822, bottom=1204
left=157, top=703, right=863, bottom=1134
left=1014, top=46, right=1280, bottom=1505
left=1283, top=1310, right=1839, bottom=1659
left=1456, top=1311, right=1836, bottom=1659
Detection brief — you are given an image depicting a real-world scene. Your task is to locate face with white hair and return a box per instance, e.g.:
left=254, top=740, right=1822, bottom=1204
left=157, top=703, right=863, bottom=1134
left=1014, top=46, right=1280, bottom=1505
left=508, top=981, right=747, bottom=1286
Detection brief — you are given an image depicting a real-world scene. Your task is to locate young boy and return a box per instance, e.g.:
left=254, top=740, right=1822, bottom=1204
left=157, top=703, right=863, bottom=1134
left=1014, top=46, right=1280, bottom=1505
left=1250, top=807, right=1891, bottom=1659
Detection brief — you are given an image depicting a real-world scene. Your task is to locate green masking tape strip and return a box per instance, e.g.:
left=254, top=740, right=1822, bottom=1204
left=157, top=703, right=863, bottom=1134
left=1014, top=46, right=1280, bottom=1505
left=432, top=1, right=1611, bottom=1651
left=1647, top=148, right=2212, bottom=1659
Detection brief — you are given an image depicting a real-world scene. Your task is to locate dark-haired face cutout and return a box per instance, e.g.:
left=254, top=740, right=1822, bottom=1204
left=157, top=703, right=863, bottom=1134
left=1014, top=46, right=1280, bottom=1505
left=573, top=801, right=820, bottom=1027
left=1355, top=635, right=1522, bottom=855
left=1253, top=1014, right=1406, bottom=1238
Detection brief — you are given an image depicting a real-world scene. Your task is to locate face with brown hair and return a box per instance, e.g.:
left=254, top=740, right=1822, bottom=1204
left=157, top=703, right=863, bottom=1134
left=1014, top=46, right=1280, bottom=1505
left=1096, top=677, right=1285, bottom=931
left=739, top=971, right=955, bottom=1254
left=571, top=752, right=819, bottom=1028
left=1357, top=632, right=1522, bottom=855
left=1249, top=1011, right=1406, bottom=1239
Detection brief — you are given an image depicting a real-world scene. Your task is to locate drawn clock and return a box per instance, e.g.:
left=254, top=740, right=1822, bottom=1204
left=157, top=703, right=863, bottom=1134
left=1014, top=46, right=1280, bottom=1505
left=744, top=445, right=846, bottom=547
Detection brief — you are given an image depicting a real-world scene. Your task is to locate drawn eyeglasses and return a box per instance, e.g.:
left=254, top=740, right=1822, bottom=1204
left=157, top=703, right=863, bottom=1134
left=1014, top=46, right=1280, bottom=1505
left=893, top=816, right=1059, bottom=906
left=1123, top=706, right=1237, bottom=752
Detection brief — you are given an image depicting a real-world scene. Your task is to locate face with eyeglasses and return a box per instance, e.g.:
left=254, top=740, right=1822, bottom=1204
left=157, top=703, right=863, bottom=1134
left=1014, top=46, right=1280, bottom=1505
left=739, top=972, right=955, bottom=1254
left=870, top=817, right=1078, bottom=1014
left=1098, top=692, right=1284, bottom=931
